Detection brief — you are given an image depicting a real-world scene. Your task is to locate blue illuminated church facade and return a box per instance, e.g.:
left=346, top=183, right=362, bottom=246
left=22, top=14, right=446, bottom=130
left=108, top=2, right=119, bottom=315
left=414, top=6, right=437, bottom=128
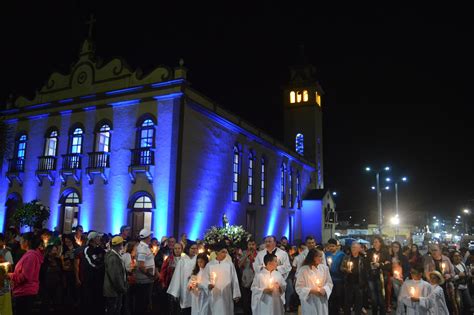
left=0, top=39, right=335, bottom=242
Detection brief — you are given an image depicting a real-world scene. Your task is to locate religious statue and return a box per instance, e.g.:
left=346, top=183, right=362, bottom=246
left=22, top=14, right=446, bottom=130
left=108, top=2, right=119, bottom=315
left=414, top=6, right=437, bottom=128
left=222, top=214, right=229, bottom=228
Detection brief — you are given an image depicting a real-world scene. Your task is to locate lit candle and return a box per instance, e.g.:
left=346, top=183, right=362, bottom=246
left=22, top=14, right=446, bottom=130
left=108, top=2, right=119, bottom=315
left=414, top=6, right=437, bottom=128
left=373, top=254, right=379, bottom=263
left=0, top=262, right=10, bottom=274
left=210, top=272, right=217, bottom=285
left=410, top=286, right=416, bottom=297
left=394, top=270, right=400, bottom=279
left=441, top=262, right=446, bottom=274
left=198, top=248, right=205, bottom=254
left=268, top=277, right=274, bottom=289
left=164, top=255, right=169, bottom=261
left=315, top=278, right=321, bottom=287
left=152, top=245, right=158, bottom=255
left=327, top=257, right=333, bottom=267
left=348, top=261, right=353, bottom=272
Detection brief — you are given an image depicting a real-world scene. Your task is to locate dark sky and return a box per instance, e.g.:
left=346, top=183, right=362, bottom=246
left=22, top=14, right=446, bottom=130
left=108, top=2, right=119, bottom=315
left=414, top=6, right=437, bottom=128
left=1, top=2, right=474, bottom=223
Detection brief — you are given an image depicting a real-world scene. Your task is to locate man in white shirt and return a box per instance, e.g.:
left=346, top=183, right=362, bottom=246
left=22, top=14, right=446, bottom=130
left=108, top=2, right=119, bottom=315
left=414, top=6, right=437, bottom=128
left=135, top=229, right=155, bottom=315
left=253, top=235, right=291, bottom=279
left=293, top=236, right=327, bottom=276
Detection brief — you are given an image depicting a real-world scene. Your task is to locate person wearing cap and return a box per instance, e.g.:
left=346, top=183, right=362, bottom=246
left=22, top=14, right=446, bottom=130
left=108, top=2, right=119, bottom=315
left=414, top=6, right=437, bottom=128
left=425, top=270, right=449, bottom=315
left=397, top=264, right=432, bottom=314
left=119, top=226, right=131, bottom=243
left=135, top=229, right=155, bottom=315
left=104, top=236, right=128, bottom=315
left=81, top=231, right=106, bottom=312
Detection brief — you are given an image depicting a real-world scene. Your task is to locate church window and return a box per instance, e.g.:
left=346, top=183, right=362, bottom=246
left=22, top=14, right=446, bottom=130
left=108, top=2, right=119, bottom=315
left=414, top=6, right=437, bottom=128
left=44, top=129, right=58, bottom=157
left=281, top=163, right=287, bottom=207
left=133, top=195, right=153, bottom=209
left=296, top=171, right=302, bottom=209
left=128, top=191, right=155, bottom=236
left=59, top=189, right=81, bottom=234
left=296, top=91, right=302, bottom=103
left=260, top=157, right=266, bottom=206
left=290, top=91, right=296, bottom=103
left=303, top=90, right=309, bottom=102
left=288, top=167, right=293, bottom=208
left=135, top=115, right=156, bottom=166
left=232, top=145, right=241, bottom=201
left=296, top=133, right=304, bottom=155
left=315, top=91, right=321, bottom=107
left=95, top=122, right=111, bottom=153
left=248, top=152, right=255, bottom=204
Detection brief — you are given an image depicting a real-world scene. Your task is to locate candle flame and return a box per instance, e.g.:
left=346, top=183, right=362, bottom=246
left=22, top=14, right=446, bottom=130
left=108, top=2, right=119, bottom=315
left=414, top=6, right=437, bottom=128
left=327, top=257, right=333, bottom=266
left=373, top=254, right=379, bottom=263
left=410, top=286, right=415, bottom=297
left=198, top=248, right=205, bottom=254
left=348, top=261, right=353, bottom=271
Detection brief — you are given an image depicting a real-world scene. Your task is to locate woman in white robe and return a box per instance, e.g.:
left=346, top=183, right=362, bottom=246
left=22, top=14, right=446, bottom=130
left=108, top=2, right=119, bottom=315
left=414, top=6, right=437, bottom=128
left=295, top=248, right=333, bottom=315
left=251, top=253, right=286, bottom=315
left=167, top=252, right=197, bottom=311
left=188, top=253, right=211, bottom=315
left=423, top=271, right=449, bottom=315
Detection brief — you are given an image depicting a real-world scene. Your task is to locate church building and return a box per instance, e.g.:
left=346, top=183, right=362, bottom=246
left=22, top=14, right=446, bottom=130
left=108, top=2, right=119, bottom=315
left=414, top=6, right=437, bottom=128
left=0, top=38, right=334, bottom=242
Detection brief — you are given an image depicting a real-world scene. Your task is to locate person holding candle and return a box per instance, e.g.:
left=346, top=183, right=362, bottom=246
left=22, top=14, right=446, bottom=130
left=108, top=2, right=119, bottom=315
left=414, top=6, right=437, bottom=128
left=325, top=238, right=345, bottom=315
left=366, top=236, right=391, bottom=315
left=6, top=232, right=43, bottom=315
left=423, top=244, right=456, bottom=314
left=388, top=241, right=410, bottom=312
left=204, top=242, right=241, bottom=315
left=188, top=253, right=210, bottom=315
left=254, top=235, right=292, bottom=280
left=168, top=243, right=198, bottom=314
left=341, top=242, right=367, bottom=315
left=239, top=238, right=258, bottom=315
left=293, top=235, right=327, bottom=277
left=396, top=264, right=433, bottom=315
left=251, top=253, right=286, bottom=315
left=295, top=248, right=333, bottom=314
left=160, top=241, right=185, bottom=313
left=452, top=251, right=473, bottom=315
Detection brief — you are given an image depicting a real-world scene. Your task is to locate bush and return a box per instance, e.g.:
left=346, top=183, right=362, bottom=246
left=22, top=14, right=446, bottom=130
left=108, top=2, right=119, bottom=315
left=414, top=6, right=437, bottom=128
left=11, top=200, right=50, bottom=230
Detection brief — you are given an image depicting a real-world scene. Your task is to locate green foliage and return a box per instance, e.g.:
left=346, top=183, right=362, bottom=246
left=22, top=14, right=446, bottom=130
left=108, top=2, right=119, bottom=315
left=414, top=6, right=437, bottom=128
left=11, top=199, right=50, bottom=229
left=203, top=224, right=252, bottom=250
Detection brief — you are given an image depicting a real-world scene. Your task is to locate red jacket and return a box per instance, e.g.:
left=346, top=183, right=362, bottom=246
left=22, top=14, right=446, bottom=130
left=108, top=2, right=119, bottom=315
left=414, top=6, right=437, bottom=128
left=10, top=249, right=44, bottom=297
left=160, top=255, right=178, bottom=289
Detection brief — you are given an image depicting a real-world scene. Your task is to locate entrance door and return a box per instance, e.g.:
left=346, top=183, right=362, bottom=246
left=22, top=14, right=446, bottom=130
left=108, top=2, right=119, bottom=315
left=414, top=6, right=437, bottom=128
left=130, top=211, right=152, bottom=238
left=246, top=210, right=256, bottom=238
left=63, top=206, right=79, bottom=234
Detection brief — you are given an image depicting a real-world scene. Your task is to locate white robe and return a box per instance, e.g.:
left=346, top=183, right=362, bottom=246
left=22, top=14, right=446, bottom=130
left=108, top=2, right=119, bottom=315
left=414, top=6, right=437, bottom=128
left=396, top=279, right=432, bottom=315
left=293, top=248, right=327, bottom=277
left=253, top=248, right=292, bottom=279
left=204, top=259, right=241, bottom=315
left=188, top=269, right=210, bottom=315
left=167, top=254, right=197, bottom=309
left=425, top=285, right=449, bottom=315
left=295, top=264, right=333, bottom=315
left=251, top=269, right=286, bottom=315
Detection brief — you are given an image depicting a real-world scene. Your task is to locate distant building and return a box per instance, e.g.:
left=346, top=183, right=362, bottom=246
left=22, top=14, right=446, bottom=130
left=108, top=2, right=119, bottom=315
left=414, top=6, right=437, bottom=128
left=0, top=38, right=330, bottom=241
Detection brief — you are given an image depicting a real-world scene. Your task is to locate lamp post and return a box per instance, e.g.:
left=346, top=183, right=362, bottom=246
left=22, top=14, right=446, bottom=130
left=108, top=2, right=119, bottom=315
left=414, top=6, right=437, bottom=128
left=463, top=209, right=470, bottom=234
left=366, top=166, right=390, bottom=234
left=385, top=176, right=408, bottom=237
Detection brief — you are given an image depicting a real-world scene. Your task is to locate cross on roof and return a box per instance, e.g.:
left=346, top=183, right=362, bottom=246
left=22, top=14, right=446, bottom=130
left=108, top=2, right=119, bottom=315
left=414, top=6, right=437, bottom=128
left=85, top=14, right=96, bottom=38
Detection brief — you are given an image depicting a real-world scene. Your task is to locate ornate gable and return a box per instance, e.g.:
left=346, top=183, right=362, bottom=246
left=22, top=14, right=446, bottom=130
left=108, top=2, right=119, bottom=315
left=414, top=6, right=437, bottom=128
left=15, top=39, right=173, bottom=108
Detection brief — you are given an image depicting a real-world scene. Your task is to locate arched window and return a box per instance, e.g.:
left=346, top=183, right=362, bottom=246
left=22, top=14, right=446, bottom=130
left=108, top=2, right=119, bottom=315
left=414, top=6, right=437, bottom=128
left=281, top=163, right=287, bottom=207
left=95, top=122, right=111, bottom=153
left=296, top=171, right=302, bottom=209
left=296, top=91, right=302, bottom=103
left=16, top=134, right=27, bottom=159
left=44, top=129, right=58, bottom=156
left=133, top=115, right=156, bottom=166
left=296, top=133, right=304, bottom=155
left=129, top=191, right=155, bottom=236
left=248, top=152, right=255, bottom=204
left=59, top=189, right=81, bottom=234
left=302, top=90, right=309, bottom=102
left=232, top=145, right=241, bottom=202
left=260, top=157, right=266, bottom=206
left=70, top=127, right=83, bottom=154
left=11, top=133, right=28, bottom=172
left=289, top=91, right=296, bottom=104
left=315, top=91, right=321, bottom=106
left=288, top=167, right=293, bottom=208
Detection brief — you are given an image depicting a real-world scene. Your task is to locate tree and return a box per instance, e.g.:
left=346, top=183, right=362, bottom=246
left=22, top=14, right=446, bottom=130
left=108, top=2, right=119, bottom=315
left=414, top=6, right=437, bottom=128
left=11, top=200, right=50, bottom=230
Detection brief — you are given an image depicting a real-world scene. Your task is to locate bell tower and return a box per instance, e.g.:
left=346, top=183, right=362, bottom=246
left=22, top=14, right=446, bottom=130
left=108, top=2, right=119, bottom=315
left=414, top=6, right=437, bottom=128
left=283, top=47, right=324, bottom=189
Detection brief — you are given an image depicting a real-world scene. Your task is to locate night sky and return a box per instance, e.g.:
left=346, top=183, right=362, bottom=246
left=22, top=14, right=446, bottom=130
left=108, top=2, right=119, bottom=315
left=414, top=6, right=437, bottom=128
left=1, top=3, right=473, bottom=224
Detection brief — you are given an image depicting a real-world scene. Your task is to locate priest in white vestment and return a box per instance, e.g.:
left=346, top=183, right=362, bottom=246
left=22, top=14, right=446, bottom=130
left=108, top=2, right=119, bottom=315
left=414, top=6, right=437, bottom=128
left=167, top=244, right=198, bottom=312
left=396, top=265, right=432, bottom=315
left=295, top=248, right=333, bottom=315
left=204, top=244, right=241, bottom=315
left=253, top=235, right=291, bottom=279
left=251, top=253, right=286, bottom=315
left=188, top=253, right=211, bottom=315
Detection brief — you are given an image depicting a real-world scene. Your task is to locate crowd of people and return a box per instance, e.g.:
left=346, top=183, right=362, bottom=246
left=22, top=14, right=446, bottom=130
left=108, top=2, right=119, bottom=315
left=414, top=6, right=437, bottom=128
left=0, top=224, right=473, bottom=315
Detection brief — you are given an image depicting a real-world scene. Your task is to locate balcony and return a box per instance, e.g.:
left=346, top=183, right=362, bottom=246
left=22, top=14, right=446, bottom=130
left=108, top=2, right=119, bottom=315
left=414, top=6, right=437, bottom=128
left=59, top=153, right=82, bottom=184
left=86, top=152, right=110, bottom=184
left=128, top=148, right=154, bottom=183
left=6, top=158, right=25, bottom=186
left=35, top=156, right=57, bottom=186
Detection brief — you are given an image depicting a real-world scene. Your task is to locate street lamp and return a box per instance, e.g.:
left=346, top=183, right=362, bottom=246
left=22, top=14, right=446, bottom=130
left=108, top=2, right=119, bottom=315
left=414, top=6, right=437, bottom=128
left=386, top=176, right=408, bottom=226
left=365, top=165, right=390, bottom=234
left=462, top=209, right=471, bottom=233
